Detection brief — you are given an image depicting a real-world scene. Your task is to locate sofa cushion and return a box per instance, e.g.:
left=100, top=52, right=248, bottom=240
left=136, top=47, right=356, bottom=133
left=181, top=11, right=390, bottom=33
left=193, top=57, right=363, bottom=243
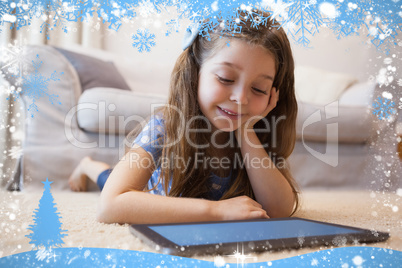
left=296, top=101, right=371, bottom=143
left=295, top=66, right=358, bottom=105
left=77, top=87, right=168, bottom=135
left=54, top=47, right=131, bottom=92
left=338, top=80, right=376, bottom=106
left=296, top=81, right=376, bottom=143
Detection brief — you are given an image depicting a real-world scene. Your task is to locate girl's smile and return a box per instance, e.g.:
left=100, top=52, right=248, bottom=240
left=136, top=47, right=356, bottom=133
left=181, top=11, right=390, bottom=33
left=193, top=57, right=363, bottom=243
left=217, top=106, right=244, bottom=120
left=197, top=39, right=276, bottom=132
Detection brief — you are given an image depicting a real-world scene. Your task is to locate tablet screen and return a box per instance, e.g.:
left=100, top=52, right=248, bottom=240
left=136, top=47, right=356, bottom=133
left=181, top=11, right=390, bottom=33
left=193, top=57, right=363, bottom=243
left=149, top=219, right=363, bottom=246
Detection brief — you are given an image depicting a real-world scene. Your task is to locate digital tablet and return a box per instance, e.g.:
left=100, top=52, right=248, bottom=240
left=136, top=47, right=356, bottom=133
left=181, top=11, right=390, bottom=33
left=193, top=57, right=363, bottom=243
left=129, top=217, right=389, bottom=256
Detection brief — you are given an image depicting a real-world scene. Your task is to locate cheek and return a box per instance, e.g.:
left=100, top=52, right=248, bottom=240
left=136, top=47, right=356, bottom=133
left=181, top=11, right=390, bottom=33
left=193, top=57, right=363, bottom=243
left=249, top=96, right=270, bottom=115
left=198, top=80, right=226, bottom=105
left=198, top=85, right=214, bottom=109
left=197, top=75, right=210, bottom=108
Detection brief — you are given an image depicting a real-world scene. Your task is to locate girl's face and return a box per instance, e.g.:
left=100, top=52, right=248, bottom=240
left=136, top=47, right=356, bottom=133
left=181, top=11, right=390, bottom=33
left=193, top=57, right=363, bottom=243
left=197, top=39, right=276, bottom=132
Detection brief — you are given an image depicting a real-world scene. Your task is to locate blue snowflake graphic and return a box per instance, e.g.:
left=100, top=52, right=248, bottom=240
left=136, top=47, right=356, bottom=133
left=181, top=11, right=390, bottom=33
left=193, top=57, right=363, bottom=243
left=372, top=96, right=397, bottom=120
left=8, top=55, right=63, bottom=118
left=282, top=0, right=324, bottom=47
left=321, top=0, right=401, bottom=54
left=324, top=0, right=369, bottom=39
left=195, top=8, right=275, bottom=44
left=96, top=0, right=136, bottom=31
left=69, top=0, right=96, bottom=22
left=132, top=29, right=156, bottom=52
left=366, top=1, right=401, bottom=55
left=369, top=23, right=398, bottom=55
left=0, top=1, right=400, bottom=53
left=8, top=1, right=68, bottom=40
left=0, top=1, right=9, bottom=31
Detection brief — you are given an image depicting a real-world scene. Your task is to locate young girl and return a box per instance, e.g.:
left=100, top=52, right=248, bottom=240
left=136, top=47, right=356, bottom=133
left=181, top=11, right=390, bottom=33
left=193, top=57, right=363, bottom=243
left=69, top=9, right=299, bottom=224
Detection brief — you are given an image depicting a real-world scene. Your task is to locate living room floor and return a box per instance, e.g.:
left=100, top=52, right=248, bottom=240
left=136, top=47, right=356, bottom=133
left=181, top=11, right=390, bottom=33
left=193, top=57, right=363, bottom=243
left=1, top=189, right=400, bottom=263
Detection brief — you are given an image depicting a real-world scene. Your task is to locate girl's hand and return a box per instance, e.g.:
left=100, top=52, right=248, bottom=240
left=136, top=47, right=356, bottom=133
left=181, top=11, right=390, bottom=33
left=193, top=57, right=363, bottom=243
left=212, top=196, right=270, bottom=221
left=260, top=86, right=279, bottom=120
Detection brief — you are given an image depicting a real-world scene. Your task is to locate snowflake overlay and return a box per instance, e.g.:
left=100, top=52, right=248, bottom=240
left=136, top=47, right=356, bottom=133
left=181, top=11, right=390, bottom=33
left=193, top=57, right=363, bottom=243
left=35, top=248, right=53, bottom=262
left=8, top=55, right=63, bottom=118
left=0, top=1, right=399, bottom=53
left=282, top=0, right=324, bottom=47
left=0, top=40, right=29, bottom=85
left=132, top=29, right=156, bottom=52
left=372, top=96, right=397, bottom=120
left=311, top=257, right=319, bottom=266
left=8, top=146, right=23, bottom=159
left=138, top=0, right=159, bottom=18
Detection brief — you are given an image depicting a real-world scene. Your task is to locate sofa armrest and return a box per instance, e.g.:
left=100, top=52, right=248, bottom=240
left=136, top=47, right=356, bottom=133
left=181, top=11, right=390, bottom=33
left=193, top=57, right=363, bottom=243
left=339, top=81, right=376, bottom=106
left=296, top=101, right=371, bottom=143
left=296, top=81, right=377, bottom=144
left=77, top=88, right=167, bottom=135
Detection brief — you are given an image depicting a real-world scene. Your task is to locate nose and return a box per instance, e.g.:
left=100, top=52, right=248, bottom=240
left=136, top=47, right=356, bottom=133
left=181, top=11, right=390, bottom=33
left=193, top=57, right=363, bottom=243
left=229, top=85, right=248, bottom=105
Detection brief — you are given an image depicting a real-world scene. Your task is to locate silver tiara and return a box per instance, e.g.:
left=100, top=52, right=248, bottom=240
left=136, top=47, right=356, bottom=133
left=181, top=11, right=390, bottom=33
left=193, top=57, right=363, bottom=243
left=182, top=23, right=200, bottom=51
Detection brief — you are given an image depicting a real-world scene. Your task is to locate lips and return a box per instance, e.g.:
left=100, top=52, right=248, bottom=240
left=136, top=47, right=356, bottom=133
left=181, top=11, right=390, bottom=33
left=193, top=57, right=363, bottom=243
left=219, top=107, right=239, bottom=115
left=217, top=106, right=243, bottom=119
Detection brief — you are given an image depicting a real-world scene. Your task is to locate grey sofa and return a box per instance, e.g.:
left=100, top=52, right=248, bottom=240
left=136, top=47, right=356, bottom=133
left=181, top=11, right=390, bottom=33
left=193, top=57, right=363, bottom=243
left=3, top=44, right=398, bottom=192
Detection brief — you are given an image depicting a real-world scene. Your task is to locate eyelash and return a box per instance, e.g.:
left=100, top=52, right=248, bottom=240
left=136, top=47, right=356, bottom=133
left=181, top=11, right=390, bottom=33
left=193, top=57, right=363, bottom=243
left=216, top=75, right=233, bottom=84
left=252, top=87, right=268, bottom=95
left=216, top=75, right=268, bottom=95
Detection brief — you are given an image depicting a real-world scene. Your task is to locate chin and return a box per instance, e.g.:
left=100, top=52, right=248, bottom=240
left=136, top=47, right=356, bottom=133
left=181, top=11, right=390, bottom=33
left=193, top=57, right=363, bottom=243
left=212, top=123, right=239, bottom=133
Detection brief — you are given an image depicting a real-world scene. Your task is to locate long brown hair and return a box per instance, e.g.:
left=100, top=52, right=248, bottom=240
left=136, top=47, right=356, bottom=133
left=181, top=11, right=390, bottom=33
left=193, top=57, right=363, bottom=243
left=133, top=9, right=299, bottom=215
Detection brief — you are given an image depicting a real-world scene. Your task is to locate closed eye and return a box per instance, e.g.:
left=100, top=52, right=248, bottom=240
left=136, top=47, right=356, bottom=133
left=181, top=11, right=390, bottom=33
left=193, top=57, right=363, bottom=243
left=252, top=87, right=268, bottom=95
left=216, top=75, right=234, bottom=84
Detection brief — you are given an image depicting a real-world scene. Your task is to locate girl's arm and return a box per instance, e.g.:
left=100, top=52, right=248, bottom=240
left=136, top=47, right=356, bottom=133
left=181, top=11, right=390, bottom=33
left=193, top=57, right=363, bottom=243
left=235, top=88, right=295, bottom=218
left=97, top=147, right=269, bottom=224
left=236, top=130, right=295, bottom=218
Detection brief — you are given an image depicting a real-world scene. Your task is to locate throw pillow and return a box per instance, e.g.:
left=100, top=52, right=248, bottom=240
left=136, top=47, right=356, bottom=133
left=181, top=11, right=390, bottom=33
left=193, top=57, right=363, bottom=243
left=54, top=47, right=131, bottom=91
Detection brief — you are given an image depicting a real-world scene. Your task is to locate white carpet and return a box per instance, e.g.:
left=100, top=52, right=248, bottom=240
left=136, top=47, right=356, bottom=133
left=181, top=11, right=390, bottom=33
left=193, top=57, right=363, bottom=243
left=1, top=189, right=401, bottom=263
